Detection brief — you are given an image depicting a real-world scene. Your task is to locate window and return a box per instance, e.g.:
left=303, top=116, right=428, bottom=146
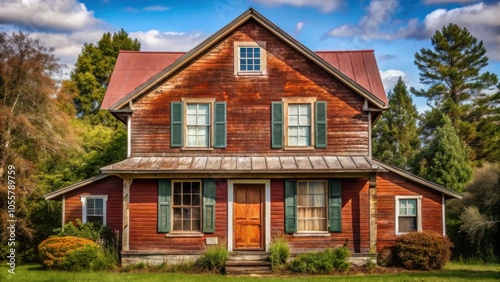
left=395, top=196, right=422, bottom=235
left=297, top=181, right=327, bottom=231
left=288, top=104, right=311, bottom=146
left=285, top=179, right=341, bottom=234
left=234, top=42, right=267, bottom=76
left=187, top=104, right=210, bottom=147
left=81, top=195, right=107, bottom=225
left=271, top=99, right=326, bottom=149
left=239, top=47, right=261, bottom=72
left=173, top=181, right=201, bottom=232
left=171, top=100, right=226, bottom=149
left=158, top=179, right=216, bottom=234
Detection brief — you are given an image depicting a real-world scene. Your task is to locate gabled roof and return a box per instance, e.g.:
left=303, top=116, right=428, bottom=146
left=44, top=174, right=110, bottom=201
left=371, top=159, right=462, bottom=199
left=105, top=8, right=387, bottom=111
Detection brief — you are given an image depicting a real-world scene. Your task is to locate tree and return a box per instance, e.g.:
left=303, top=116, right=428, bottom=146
left=71, top=29, right=140, bottom=127
left=0, top=32, right=76, bottom=260
left=412, top=115, right=472, bottom=192
left=373, top=77, right=420, bottom=169
left=412, top=23, right=498, bottom=156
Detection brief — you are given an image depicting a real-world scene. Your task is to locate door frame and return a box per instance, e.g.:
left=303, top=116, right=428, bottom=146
left=228, top=179, right=270, bottom=252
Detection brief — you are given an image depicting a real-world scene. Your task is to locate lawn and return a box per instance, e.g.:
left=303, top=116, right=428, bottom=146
left=0, top=262, right=499, bottom=282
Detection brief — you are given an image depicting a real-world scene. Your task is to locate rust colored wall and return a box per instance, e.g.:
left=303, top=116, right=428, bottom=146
left=376, top=172, right=444, bottom=250
left=131, top=19, right=368, bottom=156
left=270, top=178, right=370, bottom=253
left=64, top=176, right=123, bottom=235
left=128, top=179, right=228, bottom=251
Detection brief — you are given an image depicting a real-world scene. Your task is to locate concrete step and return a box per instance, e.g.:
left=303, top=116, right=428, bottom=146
left=227, top=252, right=268, bottom=261
left=226, top=260, right=272, bottom=266
left=225, top=251, right=272, bottom=275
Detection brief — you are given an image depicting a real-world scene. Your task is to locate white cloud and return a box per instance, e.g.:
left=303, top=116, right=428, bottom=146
left=295, top=21, right=304, bottom=33
left=420, top=3, right=500, bottom=60
left=380, top=69, right=407, bottom=92
left=0, top=0, right=100, bottom=32
left=130, top=30, right=206, bottom=51
left=324, top=0, right=419, bottom=40
left=252, top=0, right=343, bottom=13
left=423, top=0, right=477, bottom=4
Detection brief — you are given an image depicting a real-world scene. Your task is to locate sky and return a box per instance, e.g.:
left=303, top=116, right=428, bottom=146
left=0, top=0, right=499, bottom=112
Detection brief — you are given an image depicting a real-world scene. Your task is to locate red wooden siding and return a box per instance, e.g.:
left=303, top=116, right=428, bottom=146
left=376, top=171, right=444, bottom=250
left=64, top=176, right=123, bottom=235
left=131, top=19, right=368, bottom=156
left=128, top=179, right=228, bottom=252
left=270, top=179, right=370, bottom=253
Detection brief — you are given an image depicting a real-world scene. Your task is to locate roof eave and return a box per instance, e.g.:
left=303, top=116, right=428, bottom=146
left=109, top=8, right=387, bottom=111
left=371, top=159, right=463, bottom=199
left=44, top=174, right=110, bottom=201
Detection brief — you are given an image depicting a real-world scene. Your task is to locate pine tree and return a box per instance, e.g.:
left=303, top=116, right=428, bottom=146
left=71, top=29, right=140, bottom=127
left=373, top=77, right=420, bottom=169
left=412, top=115, right=473, bottom=192
left=412, top=23, right=498, bottom=156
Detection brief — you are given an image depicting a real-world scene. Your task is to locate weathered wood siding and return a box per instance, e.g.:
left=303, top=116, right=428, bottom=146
left=271, top=179, right=370, bottom=253
left=376, top=172, right=443, bottom=250
left=64, top=176, right=123, bottom=235
left=131, top=19, right=368, bottom=156
left=128, top=179, right=228, bottom=252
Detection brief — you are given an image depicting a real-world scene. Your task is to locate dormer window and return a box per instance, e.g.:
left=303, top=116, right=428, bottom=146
left=234, top=42, right=267, bottom=76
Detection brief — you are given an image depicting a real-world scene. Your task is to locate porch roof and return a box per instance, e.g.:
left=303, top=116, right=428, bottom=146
left=100, top=155, right=385, bottom=175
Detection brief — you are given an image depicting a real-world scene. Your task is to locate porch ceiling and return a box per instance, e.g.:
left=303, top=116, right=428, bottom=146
left=100, top=155, right=385, bottom=175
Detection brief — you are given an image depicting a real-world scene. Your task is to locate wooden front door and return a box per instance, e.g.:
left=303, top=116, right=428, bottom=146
left=233, top=184, right=264, bottom=250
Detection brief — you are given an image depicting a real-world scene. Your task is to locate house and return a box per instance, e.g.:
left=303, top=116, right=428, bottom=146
left=44, top=9, right=462, bottom=266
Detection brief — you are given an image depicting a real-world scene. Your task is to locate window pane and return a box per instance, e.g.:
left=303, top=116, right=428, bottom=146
left=174, top=182, right=182, bottom=194
left=192, top=182, right=200, bottom=194
left=172, top=181, right=202, bottom=231
left=399, top=217, right=416, bottom=233
left=173, top=208, right=182, bottom=219
left=289, top=105, right=298, bottom=115
left=297, top=181, right=326, bottom=231
left=87, top=216, right=104, bottom=225
left=183, top=182, right=191, bottom=194
left=406, top=200, right=416, bottom=216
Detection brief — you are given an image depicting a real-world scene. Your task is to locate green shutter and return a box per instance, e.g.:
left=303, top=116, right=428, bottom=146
left=284, top=179, right=297, bottom=233
left=328, top=179, right=342, bottom=232
left=271, top=102, right=283, bottom=148
left=315, top=101, right=327, bottom=148
left=158, top=179, right=171, bottom=233
left=214, top=102, right=226, bottom=148
left=203, top=179, right=216, bottom=233
left=171, top=102, right=183, bottom=147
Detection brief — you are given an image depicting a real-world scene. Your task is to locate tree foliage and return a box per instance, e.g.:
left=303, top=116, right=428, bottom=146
left=71, top=29, right=140, bottom=127
left=0, top=32, right=76, bottom=260
left=373, top=77, right=420, bottom=169
left=412, top=115, right=472, bottom=192
left=412, top=23, right=498, bottom=159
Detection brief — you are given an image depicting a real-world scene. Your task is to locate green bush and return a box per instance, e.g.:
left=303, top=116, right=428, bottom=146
left=54, top=219, right=117, bottom=248
left=269, top=236, right=290, bottom=270
left=394, top=231, right=453, bottom=270
left=38, top=236, right=117, bottom=271
left=289, top=247, right=350, bottom=274
left=377, top=246, right=395, bottom=267
left=196, top=244, right=228, bottom=273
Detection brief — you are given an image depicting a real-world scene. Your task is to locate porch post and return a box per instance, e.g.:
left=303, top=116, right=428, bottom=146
left=369, top=173, right=377, bottom=254
left=122, top=178, right=133, bottom=251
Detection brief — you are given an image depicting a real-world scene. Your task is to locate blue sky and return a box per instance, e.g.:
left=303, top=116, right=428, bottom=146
left=0, top=0, right=499, bottom=112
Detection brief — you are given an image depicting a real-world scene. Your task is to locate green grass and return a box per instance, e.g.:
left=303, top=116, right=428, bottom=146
left=0, top=262, right=499, bottom=282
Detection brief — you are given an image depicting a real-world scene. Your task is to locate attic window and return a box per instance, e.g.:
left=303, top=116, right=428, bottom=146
left=234, top=42, right=267, bottom=76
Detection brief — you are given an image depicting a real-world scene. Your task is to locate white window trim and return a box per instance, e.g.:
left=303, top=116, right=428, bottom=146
left=234, top=41, right=267, bottom=76
left=282, top=97, right=316, bottom=149
left=81, top=195, right=108, bottom=225
left=170, top=180, right=203, bottom=233
left=181, top=98, right=216, bottom=150
left=395, top=195, right=422, bottom=235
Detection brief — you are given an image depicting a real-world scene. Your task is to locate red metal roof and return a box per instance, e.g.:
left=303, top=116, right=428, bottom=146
left=101, top=51, right=185, bottom=109
left=101, top=50, right=387, bottom=109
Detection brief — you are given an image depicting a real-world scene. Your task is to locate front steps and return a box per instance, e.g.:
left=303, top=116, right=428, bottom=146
left=225, top=251, right=272, bottom=275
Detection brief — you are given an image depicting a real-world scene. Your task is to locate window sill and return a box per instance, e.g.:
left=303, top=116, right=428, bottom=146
left=236, top=71, right=266, bottom=77
left=165, top=232, right=204, bottom=238
left=181, top=147, right=214, bottom=151
left=293, top=232, right=331, bottom=237
left=284, top=146, right=315, bottom=151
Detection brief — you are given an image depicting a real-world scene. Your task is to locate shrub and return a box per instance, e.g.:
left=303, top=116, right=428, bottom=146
left=394, top=231, right=453, bottom=270
left=196, top=244, right=228, bottom=273
left=54, top=219, right=117, bottom=248
left=269, top=236, right=290, bottom=270
left=289, top=247, right=350, bottom=274
left=377, top=246, right=395, bottom=267
left=38, top=236, right=117, bottom=271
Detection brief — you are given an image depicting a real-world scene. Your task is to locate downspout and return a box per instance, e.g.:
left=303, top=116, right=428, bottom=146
left=442, top=193, right=446, bottom=236
left=363, top=99, right=384, bottom=159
